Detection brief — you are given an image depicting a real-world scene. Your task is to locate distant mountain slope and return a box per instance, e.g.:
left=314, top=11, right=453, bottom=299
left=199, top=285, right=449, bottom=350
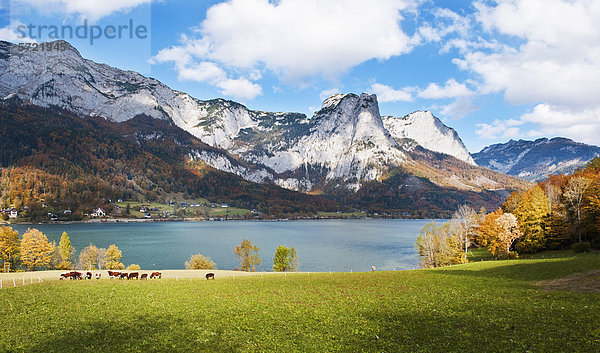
left=473, top=138, right=600, bottom=181
left=0, top=104, right=338, bottom=218
left=0, top=40, right=533, bottom=215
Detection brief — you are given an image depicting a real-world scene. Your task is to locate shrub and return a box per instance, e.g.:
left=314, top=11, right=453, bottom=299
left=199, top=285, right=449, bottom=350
left=572, top=242, right=591, bottom=253
left=185, top=254, right=216, bottom=270
left=127, top=264, right=141, bottom=270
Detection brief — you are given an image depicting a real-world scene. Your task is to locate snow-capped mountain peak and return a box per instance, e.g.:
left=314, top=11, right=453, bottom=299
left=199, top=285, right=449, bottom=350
left=382, top=111, right=476, bottom=165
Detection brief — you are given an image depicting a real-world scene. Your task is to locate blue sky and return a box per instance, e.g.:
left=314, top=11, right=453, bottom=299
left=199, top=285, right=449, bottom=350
left=2, top=0, right=600, bottom=152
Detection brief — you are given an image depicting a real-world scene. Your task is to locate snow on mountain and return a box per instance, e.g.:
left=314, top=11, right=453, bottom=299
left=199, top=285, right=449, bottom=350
left=473, top=138, right=600, bottom=181
left=382, top=111, right=476, bottom=165
left=1, top=40, right=505, bottom=193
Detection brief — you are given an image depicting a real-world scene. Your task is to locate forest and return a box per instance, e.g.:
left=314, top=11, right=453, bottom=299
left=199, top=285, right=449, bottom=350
left=0, top=104, right=337, bottom=220
left=416, top=157, right=600, bottom=268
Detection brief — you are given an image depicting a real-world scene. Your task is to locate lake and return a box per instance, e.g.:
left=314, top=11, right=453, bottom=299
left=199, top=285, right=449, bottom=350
left=11, top=219, right=442, bottom=272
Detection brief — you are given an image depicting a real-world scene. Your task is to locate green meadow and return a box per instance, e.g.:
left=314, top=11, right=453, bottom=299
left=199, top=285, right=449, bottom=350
left=0, top=253, right=599, bottom=352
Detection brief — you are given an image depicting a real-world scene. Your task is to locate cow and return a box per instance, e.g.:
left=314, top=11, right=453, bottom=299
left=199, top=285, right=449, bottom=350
left=95, top=273, right=101, bottom=279
left=119, top=272, right=129, bottom=280
left=86, top=272, right=92, bottom=279
left=108, top=271, right=120, bottom=279
left=150, top=272, right=162, bottom=279
left=128, top=272, right=139, bottom=280
left=140, top=273, right=148, bottom=280
left=206, top=273, right=215, bottom=280
left=72, top=271, right=83, bottom=280
left=59, top=272, right=69, bottom=280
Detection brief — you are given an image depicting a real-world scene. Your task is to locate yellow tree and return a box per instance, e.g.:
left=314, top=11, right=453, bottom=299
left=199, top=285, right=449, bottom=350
left=57, top=232, right=75, bottom=270
left=20, top=228, right=55, bottom=271
left=514, top=186, right=549, bottom=253
left=564, top=176, right=593, bottom=242
left=0, top=226, right=20, bottom=272
left=489, top=213, right=522, bottom=257
left=105, top=244, right=125, bottom=270
left=476, top=208, right=503, bottom=247
left=234, top=239, right=261, bottom=271
left=185, top=253, right=216, bottom=269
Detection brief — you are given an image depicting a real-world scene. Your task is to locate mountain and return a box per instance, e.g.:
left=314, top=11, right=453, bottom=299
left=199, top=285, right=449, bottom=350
left=0, top=104, right=338, bottom=219
left=0, top=40, right=532, bottom=216
left=473, top=138, right=600, bottom=181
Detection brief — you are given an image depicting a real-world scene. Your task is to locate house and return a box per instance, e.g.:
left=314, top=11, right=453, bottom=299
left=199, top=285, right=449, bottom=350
left=91, top=208, right=106, bottom=217
left=221, top=203, right=229, bottom=208
left=9, top=209, right=18, bottom=219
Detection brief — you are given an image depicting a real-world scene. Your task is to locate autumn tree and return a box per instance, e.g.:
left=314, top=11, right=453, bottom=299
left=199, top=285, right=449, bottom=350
left=234, top=239, right=261, bottom=272
left=476, top=208, right=504, bottom=247
left=488, top=213, right=522, bottom=258
left=272, top=245, right=299, bottom=272
left=20, top=228, right=55, bottom=271
left=415, top=222, right=462, bottom=268
left=56, top=232, right=75, bottom=270
left=105, top=244, right=125, bottom=270
left=185, top=253, right=216, bottom=270
left=77, top=244, right=99, bottom=270
left=451, top=205, right=478, bottom=262
left=97, top=248, right=107, bottom=270
left=0, top=226, right=20, bottom=272
left=513, top=185, right=549, bottom=253
left=564, top=176, right=592, bottom=242
left=289, top=247, right=299, bottom=272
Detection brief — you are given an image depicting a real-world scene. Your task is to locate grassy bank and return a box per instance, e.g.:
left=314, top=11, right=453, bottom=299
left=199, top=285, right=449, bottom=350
left=0, top=253, right=599, bottom=352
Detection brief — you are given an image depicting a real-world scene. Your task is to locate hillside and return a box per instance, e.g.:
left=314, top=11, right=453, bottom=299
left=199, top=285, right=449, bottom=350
left=474, top=138, right=600, bottom=181
left=0, top=104, right=338, bottom=219
left=0, top=252, right=598, bottom=352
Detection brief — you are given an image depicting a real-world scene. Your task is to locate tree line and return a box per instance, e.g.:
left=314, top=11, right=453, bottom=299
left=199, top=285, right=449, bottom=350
left=416, top=157, right=600, bottom=268
left=0, top=226, right=138, bottom=272
left=184, top=239, right=298, bottom=272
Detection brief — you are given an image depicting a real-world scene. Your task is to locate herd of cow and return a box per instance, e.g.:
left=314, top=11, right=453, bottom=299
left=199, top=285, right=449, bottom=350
left=59, top=271, right=162, bottom=280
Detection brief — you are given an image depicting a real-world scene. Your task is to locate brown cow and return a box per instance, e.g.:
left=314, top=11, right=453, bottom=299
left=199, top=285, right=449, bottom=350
left=108, top=271, right=120, bottom=279
left=140, top=273, right=148, bottom=280
left=128, top=272, right=139, bottom=280
left=85, top=272, right=92, bottom=280
left=150, top=272, right=162, bottom=279
left=206, top=273, right=215, bottom=280
left=119, top=272, right=129, bottom=279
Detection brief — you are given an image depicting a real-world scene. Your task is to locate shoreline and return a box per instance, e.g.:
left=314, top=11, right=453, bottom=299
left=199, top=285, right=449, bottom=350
left=2, top=216, right=448, bottom=226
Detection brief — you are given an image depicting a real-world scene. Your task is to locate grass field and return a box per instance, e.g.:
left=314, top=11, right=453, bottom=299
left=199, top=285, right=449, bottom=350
left=0, top=253, right=599, bottom=352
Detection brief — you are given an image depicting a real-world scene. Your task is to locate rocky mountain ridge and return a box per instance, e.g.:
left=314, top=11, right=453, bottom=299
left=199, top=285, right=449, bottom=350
left=0, top=40, right=527, bottom=198
left=474, top=138, right=600, bottom=181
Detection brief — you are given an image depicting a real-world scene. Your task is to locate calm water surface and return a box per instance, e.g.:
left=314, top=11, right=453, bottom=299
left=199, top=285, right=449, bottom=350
left=12, top=219, right=443, bottom=272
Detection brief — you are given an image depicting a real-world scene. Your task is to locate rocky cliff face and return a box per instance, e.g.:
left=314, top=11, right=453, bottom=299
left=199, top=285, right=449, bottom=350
left=382, top=111, right=476, bottom=165
left=2, top=40, right=528, bottom=195
left=474, top=138, right=600, bottom=181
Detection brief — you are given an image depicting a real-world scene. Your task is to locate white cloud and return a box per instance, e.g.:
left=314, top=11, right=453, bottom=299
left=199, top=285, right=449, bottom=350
left=216, top=78, right=262, bottom=101
left=475, top=118, right=524, bottom=140
left=0, top=22, right=36, bottom=43
left=418, top=79, right=473, bottom=99
left=520, top=104, right=600, bottom=145
left=152, top=0, right=418, bottom=100
left=439, top=97, right=479, bottom=120
left=14, top=0, right=151, bottom=22
left=370, top=83, right=413, bottom=103
left=459, top=0, right=600, bottom=108
left=319, top=88, right=340, bottom=101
